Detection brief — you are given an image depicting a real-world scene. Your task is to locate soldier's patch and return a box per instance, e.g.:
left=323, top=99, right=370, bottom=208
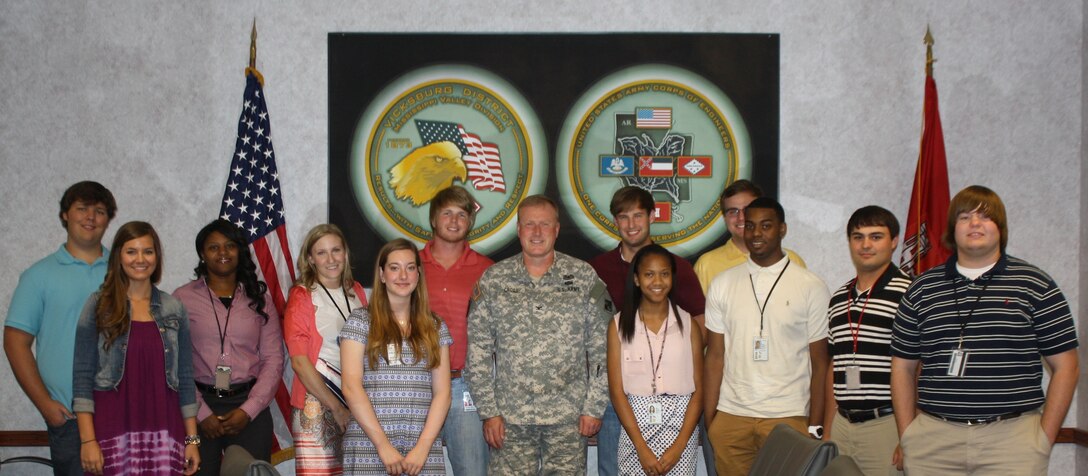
left=471, top=284, right=484, bottom=303
left=589, top=281, right=614, bottom=314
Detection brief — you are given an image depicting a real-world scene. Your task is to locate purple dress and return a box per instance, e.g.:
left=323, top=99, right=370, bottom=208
left=90, top=321, right=186, bottom=475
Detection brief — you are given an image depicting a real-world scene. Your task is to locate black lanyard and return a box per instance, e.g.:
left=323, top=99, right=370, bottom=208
left=319, top=283, right=351, bottom=321
left=204, top=282, right=233, bottom=356
left=952, top=275, right=992, bottom=348
left=749, top=259, right=790, bottom=337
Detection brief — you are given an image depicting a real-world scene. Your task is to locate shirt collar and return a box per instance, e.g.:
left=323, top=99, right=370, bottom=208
left=943, top=252, right=1008, bottom=281
left=55, top=243, right=108, bottom=266
left=746, top=254, right=790, bottom=274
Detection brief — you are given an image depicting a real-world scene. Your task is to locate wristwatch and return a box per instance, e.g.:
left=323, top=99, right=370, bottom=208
left=184, top=434, right=201, bottom=447
left=808, top=425, right=824, bottom=439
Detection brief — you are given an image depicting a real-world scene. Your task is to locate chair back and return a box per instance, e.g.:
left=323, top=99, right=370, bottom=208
left=748, top=423, right=838, bottom=476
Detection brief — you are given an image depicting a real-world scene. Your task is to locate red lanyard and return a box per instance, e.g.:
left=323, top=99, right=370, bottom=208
left=846, top=280, right=871, bottom=355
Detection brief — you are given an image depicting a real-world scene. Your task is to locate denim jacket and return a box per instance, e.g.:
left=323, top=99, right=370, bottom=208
left=72, top=287, right=197, bottom=419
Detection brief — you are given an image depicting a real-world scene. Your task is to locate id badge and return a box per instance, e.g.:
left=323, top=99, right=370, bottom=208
left=214, top=365, right=232, bottom=390
left=753, top=337, right=769, bottom=361
left=647, top=402, right=663, bottom=425
left=845, top=365, right=861, bottom=390
left=462, top=391, right=477, bottom=412
left=946, top=348, right=969, bottom=377
left=387, top=343, right=401, bottom=366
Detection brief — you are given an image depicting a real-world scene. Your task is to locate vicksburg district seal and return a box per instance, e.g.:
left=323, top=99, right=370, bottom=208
left=352, top=65, right=546, bottom=255
left=556, top=64, right=751, bottom=258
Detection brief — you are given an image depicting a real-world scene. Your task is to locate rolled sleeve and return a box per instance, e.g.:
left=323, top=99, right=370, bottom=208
left=72, top=295, right=100, bottom=413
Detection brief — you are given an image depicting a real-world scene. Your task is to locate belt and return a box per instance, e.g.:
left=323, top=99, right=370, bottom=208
left=838, top=405, right=894, bottom=423
left=196, top=379, right=255, bottom=398
left=450, top=369, right=463, bottom=379
left=922, top=409, right=1025, bottom=426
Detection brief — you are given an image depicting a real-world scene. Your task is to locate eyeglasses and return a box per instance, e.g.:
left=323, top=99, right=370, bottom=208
left=724, top=207, right=743, bottom=218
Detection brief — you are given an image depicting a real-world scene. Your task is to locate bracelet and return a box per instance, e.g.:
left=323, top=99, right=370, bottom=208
left=81, top=439, right=96, bottom=445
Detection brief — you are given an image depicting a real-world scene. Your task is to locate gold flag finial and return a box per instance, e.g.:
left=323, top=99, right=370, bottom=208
left=924, top=25, right=935, bottom=77
left=249, top=18, right=257, bottom=70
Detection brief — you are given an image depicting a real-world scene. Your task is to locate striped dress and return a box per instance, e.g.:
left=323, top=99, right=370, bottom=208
left=339, top=310, right=451, bottom=475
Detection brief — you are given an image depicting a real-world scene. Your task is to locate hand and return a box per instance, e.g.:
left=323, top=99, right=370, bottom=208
left=578, top=415, right=601, bottom=437
left=893, top=443, right=904, bottom=471
left=636, top=445, right=664, bottom=476
left=331, top=405, right=352, bottom=434
left=483, top=416, right=506, bottom=449
left=376, top=443, right=404, bottom=475
left=40, top=399, right=75, bottom=428
left=402, top=445, right=429, bottom=475
left=81, top=440, right=104, bottom=475
left=183, top=443, right=201, bottom=475
left=217, top=408, right=252, bottom=435
left=657, top=443, right=684, bottom=474
left=199, top=414, right=225, bottom=439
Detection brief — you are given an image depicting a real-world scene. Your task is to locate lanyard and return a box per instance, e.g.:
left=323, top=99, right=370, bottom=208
left=204, top=282, right=233, bottom=355
left=319, top=283, right=351, bottom=321
left=641, top=308, right=669, bottom=395
left=952, top=276, right=991, bottom=348
left=749, top=260, right=790, bottom=337
left=846, top=280, right=872, bottom=356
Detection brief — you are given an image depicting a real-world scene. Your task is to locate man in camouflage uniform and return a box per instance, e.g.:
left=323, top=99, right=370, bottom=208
left=465, top=194, right=614, bottom=475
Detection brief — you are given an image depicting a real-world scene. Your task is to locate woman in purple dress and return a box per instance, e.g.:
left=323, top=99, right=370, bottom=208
left=73, top=222, right=200, bottom=475
left=340, top=238, right=451, bottom=475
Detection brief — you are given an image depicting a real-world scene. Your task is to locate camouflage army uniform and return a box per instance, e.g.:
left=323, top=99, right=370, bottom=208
left=465, top=251, right=614, bottom=475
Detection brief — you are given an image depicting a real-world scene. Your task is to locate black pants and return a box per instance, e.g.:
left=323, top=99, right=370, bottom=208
left=194, top=387, right=274, bottom=476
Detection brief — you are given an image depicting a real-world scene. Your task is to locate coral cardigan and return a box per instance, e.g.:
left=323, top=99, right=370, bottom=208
left=283, top=282, right=367, bottom=409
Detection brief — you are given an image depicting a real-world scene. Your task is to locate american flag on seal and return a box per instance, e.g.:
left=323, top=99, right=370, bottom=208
left=415, top=119, right=506, bottom=192
left=218, top=67, right=297, bottom=453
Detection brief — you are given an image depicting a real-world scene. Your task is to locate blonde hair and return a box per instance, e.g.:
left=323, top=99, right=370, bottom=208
left=295, top=224, right=357, bottom=298
left=366, top=239, right=442, bottom=370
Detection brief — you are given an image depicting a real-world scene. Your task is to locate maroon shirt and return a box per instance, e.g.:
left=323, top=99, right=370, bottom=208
left=588, top=246, right=705, bottom=316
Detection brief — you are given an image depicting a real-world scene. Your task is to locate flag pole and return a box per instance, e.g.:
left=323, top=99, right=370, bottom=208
left=924, top=26, right=934, bottom=77
left=247, top=18, right=263, bottom=85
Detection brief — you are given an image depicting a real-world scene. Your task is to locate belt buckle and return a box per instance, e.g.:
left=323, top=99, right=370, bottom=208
left=215, top=388, right=228, bottom=398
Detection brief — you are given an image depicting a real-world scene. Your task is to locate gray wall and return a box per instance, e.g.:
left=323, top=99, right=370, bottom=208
left=1, top=1, right=1083, bottom=473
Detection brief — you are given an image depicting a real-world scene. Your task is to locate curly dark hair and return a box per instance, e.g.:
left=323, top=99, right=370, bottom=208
left=193, top=219, right=270, bottom=322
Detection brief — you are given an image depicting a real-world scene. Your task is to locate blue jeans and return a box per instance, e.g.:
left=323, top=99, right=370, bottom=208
left=46, top=418, right=81, bottom=476
left=442, top=377, right=489, bottom=475
left=596, top=402, right=620, bottom=476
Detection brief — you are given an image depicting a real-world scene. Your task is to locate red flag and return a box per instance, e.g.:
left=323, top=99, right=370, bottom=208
left=900, top=70, right=952, bottom=276
left=219, top=66, right=297, bottom=452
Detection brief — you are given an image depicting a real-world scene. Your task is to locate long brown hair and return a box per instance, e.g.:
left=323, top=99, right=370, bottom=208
left=365, top=239, right=442, bottom=370
left=294, top=224, right=358, bottom=298
left=96, top=221, right=163, bottom=350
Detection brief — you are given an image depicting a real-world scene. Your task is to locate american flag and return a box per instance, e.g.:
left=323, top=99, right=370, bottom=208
left=415, top=119, right=506, bottom=192
left=219, top=69, right=297, bottom=451
left=636, top=107, right=672, bottom=129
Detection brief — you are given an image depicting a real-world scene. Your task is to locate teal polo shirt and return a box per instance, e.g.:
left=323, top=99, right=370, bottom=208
left=5, top=244, right=107, bottom=412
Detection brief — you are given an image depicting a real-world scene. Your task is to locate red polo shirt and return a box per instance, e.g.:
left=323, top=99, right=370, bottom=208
left=421, top=240, right=493, bottom=371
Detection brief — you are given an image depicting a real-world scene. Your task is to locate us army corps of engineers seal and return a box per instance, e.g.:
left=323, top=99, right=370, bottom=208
left=556, top=64, right=751, bottom=258
left=352, top=65, right=547, bottom=255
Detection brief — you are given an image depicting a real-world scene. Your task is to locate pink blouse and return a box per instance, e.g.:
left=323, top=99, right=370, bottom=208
left=615, top=305, right=696, bottom=396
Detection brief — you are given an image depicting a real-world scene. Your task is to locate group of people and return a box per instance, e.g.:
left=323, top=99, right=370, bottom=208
left=4, top=177, right=1079, bottom=476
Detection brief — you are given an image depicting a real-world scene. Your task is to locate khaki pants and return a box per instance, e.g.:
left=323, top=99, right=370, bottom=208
left=900, top=411, right=1051, bottom=475
left=489, top=423, right=585, bottom=476
left=829, top=411, right=902, bottom=476
left=706, top=411, right=807, bottom=476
